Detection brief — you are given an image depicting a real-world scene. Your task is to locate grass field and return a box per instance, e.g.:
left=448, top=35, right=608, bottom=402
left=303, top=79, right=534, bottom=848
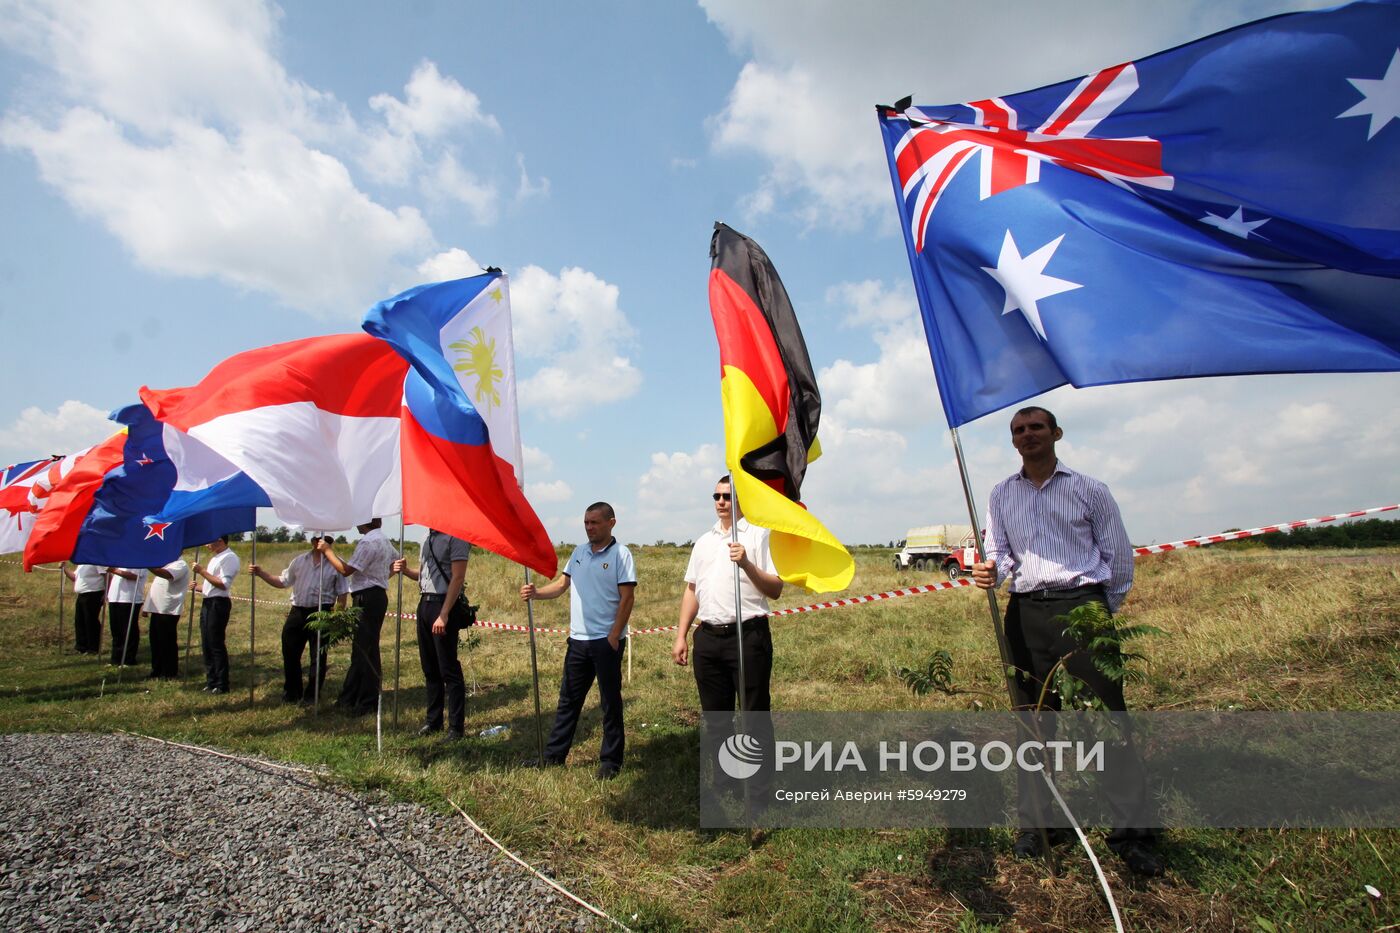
left=0, top=542, right=1397, bottom=931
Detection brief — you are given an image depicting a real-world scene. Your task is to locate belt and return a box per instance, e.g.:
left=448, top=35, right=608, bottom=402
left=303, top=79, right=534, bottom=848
left=1012, top=584, right=1105, bottom=601
left=698, top=616, right=769, bottom=635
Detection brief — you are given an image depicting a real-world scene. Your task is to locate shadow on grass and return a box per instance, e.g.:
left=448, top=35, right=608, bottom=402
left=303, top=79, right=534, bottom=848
left=608, top=728, right=700, bottom=830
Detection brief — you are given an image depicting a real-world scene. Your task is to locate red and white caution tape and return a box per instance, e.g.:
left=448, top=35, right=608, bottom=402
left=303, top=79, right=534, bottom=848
left=1131, top=504, right=1396, bottom=555
left=6, top=502, right=1396, bottom=634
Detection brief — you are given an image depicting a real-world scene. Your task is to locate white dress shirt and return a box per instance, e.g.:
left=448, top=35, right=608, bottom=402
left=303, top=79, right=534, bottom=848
left=345, top=528, right=394, bottom=592
left=684, top=519, right=775, bottom=624
left=281, top=551, right=348, bottom=608
left=106, top=568, right=147, bottom=604
left=72, top=564, right=105, bottom=595
left=201, top=548, right=240, bottom=597
left=143, top=560, right=190, bottom=615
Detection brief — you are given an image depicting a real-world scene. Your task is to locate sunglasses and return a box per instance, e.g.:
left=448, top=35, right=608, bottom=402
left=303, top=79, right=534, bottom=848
left=712, top=492, right=732, bottom=501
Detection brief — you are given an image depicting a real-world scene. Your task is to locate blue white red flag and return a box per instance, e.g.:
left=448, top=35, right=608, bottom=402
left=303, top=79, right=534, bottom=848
left=141, top=334, right=409, bottom=531
left=878, top=0, right=1400, bottom=427
left=363, top=272, right=557, bottom=577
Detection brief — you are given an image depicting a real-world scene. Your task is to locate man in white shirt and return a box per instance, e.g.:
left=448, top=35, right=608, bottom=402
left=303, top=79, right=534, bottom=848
left=62, top=563, right=106, bottom=655
left=192, top=535, right=240, bottom=694
left=672, top=475, right=783, bottom=712
left=143, top=557, right=190, bottom=680
left=251, top=536, right=347, bottom=704
left=319, top=519, right=395, bottom=716
left=105, top=567, right=148, bottom=667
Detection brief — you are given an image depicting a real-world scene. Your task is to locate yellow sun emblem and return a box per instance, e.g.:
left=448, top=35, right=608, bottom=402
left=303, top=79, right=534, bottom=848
left=448, top=326, right=504, bottom=411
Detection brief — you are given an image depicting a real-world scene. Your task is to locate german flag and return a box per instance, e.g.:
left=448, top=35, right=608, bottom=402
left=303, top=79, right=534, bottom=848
left=708, top=222, right=853, bottom=592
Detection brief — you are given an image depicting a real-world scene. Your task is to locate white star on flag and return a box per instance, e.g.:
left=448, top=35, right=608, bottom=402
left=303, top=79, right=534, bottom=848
left=982, top=231, right=1081, bottom=342
left=1338, top=47, right=1400, bottom=139
left=1200, top=206, right=1270, bottom=239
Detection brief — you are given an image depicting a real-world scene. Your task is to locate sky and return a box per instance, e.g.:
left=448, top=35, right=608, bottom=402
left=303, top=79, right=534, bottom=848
left=0, top=0, right=1394, bottom=555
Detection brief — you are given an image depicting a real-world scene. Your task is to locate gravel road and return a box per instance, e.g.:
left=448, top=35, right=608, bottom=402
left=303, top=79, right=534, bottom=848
left=0, top=733, right=594, bottom=931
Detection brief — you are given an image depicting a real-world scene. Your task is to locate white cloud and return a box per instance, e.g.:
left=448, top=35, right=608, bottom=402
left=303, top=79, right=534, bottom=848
left=416, top=247, right=483, bottom=282
left=633, top=443, right=726, bottom=542
left=0, top=400, right=114, bottom=465
left=0, top=0, right=514, bottom=316
left=510, top=265, right=643, bottom=416
left=515, top=154, right=550, bottom=200
left=369, top=60, right=498, bottom=141
left=700, top=0, right=1329, bottom=228
left=817, top=279, right=940, bottom=428
left=522, top=445, right=554, bottom=475
left=424, top=152, right=497, bottom=223
left=526, top=479, right=573, bottom=504
left=2, top=111, right=432, bottom=314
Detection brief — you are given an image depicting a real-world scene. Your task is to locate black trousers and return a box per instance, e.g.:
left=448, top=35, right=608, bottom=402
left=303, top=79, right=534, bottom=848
left=416, top=595, right=469, bottom=732
left=74, top=591, right=103, bottom=654
left=200, top=596, right=232, bottom=690
left=148, top=613, right=180, bottom=679
left=1006, top=589, right=1156, bottom=848
left=694, top=619, right=774, bottom=801
left=693, top=618, right=772, bottom=712
left=108, top=602, right=140, bottom=666
left=337, top=587, right=387, bottom=714
left=545, top=636, right=625, bottom=768
left=281, top=605, right=331, bottom=702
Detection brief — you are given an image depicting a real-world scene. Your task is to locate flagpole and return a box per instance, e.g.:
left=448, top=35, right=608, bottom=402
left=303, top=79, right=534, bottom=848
left=950, top=425, right=1057, bottom=870
left=313, top=532, right=323, bottom=715
left=56, top=563, right=65, bottom=653
left=524, top=567, right=546, bottom=765
left=729, top=484, right=753, bottom=834
left=949, top=427, right=1017, bottom=699
left=183, top=547, right=199, bottom=679
left=248, top=536, right=257, bottom=706
left=393, top=518, right=405, bottom=731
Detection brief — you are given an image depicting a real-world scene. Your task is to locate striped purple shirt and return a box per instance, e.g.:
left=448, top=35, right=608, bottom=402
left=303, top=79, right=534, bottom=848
left=983, top=461, right=1134, bottom=612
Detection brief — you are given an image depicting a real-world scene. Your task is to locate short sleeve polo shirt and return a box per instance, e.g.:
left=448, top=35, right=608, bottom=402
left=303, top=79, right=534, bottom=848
left=562, top=538, right=637, bottom=640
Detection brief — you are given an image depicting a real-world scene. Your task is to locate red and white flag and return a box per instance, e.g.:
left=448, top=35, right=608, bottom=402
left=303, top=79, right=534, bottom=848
left=141, top=334, right=409, bottom=531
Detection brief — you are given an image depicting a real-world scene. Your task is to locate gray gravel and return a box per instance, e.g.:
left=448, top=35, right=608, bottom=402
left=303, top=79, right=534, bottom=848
left=0, top=733, right=595, bottom=932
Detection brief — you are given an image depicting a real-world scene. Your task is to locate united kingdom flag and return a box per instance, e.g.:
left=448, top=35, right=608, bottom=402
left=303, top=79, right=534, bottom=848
left=888, top=62, right=1174, bottom=253
left=877, top=0, right=1400, bottom=428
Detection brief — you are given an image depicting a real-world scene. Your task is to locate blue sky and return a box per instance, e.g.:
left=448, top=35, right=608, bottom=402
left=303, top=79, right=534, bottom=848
left=1, top=0, right=1394, bottom=554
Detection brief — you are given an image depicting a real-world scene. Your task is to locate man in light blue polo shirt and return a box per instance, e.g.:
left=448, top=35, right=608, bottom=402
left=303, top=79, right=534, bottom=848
left=520, top=501, right=637, bottom=779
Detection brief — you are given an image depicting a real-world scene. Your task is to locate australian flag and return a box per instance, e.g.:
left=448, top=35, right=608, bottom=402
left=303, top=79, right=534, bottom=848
left=877, top=0, right=1400, bottom=427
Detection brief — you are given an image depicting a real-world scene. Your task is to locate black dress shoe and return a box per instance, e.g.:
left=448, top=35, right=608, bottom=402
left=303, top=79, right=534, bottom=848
left=417, top=724, right=442, bottom=737
left=1013, top=829, right=1070, bottom=858
left=1115, top=841, right=1166, bottom=877
left=595, top=763, right=620, bottom=781
left=445, top=729, right=464, bottom=741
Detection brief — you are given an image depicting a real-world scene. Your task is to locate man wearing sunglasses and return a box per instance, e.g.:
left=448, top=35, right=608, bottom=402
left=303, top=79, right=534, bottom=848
left=672, top=475, right=783, bottom=713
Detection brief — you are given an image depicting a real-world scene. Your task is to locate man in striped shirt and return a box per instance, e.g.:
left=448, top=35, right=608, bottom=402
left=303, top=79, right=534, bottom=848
left=972, top=406, right=1162, bottom=877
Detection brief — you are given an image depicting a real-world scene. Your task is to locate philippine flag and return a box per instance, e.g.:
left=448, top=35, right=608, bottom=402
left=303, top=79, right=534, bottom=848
left=141, top=334, right=409, bottom=531
left=364, top=271, right=557, bottom=577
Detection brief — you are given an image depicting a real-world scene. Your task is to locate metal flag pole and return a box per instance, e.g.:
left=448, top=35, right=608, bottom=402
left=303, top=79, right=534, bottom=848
left=524, top=568, right=546, bottom=765
left=313, top=533, right=323, bottom=714
left=248, top=536, right=257, bottom=706
left=393, top=518, right=405, bottom=730
left=949, top=425, right=1056, bottom=870
left=183, top=547, right=201, bottom=679
left=57, top=563, right=65, bottom=652
left=728, top=484, right=753, bottom=835
left=116, top=570, right=139, bottom=685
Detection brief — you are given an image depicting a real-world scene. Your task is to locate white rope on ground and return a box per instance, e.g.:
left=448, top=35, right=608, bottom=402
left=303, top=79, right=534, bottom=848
left=1039, top=770, right=1125, bottom=933
left=447, top=798, right=632, bottom=932
left=116, top=729, right=326, bottom=776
